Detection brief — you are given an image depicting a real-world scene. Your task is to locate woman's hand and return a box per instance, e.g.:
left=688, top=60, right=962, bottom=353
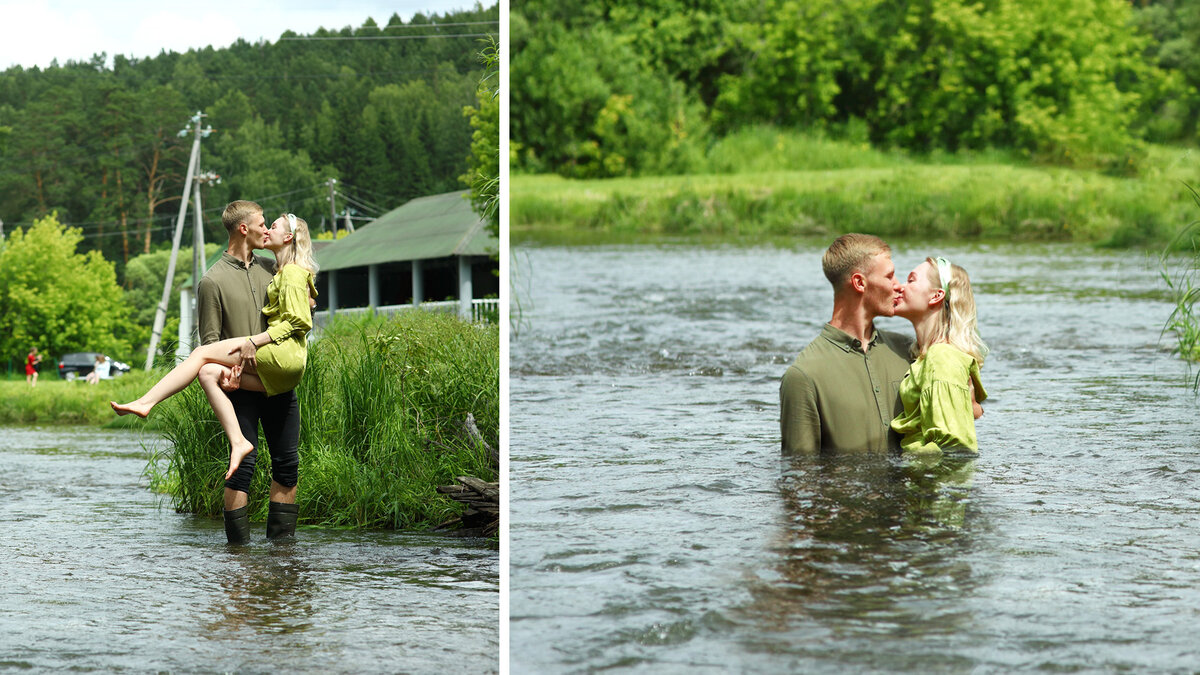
left=220, top=364, right=242, bottom=392
left=969, top=378, right=983, bottom=419
left=228, top=337, right=258, bottom=370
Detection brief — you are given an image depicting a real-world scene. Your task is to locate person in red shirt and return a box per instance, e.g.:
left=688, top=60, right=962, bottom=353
left=25, top=347, right=43, bottom=387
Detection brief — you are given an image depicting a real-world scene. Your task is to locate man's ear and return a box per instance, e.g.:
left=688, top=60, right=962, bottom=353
left=237, top=222, right=249, bottom=236
left=849, top=272, right=867, bottom=294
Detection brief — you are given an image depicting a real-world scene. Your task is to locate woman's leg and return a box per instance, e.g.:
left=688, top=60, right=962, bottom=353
left=111, top=337, right=250, bottom=417
left=197, top=363, right=258, bottom=480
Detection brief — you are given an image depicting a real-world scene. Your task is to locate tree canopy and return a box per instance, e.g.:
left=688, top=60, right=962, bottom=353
left=511, top=0, right=1189, bottom=177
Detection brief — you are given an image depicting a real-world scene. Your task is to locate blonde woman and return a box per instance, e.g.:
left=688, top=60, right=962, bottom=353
left=113, top=213, right=319, bottom=479
left=890, top=256, right=988, bottom=453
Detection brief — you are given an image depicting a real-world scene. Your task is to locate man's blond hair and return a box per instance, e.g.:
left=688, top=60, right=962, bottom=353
left=222, top=200, right=263, bottom=234
left=822, top=233, right=890, bottom=290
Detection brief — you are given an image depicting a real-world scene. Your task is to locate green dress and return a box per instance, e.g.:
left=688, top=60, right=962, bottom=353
left=255, top=264, right=317, bottom=397
left=890, top=343, right=987, bottom=453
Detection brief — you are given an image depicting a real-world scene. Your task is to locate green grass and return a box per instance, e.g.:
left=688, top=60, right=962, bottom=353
left=0, top=371, right=164, bottom=428
left=513, top=128, right=1200, bottom=248
left=143, top=310, right=499, bottom=529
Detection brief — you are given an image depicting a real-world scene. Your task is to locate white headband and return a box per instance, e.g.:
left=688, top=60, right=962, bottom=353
left=285, top=213, right=297, bottom=233
left=935, top=256, right=953, bottom=290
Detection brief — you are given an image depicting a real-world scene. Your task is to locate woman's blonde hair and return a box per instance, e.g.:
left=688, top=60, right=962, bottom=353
left=276, top=213, right=320, bottom=277
left=920, top=256, right=987, bottom=365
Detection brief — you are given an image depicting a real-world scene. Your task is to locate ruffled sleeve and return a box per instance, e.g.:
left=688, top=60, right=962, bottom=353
left=265, top=265, right=314, bottom=344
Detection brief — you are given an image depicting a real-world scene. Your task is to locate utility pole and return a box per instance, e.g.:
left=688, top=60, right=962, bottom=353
left=145, top=111, right=212, bottom=370
left=191, top=170, right=221, bottom=327
left=328, top=177, right=337, bottom=239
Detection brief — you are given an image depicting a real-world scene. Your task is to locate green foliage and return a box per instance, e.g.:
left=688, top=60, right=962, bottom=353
left=1132, top=0, right=1200, bottom=143
left=512, top=0, right=1166, bottom=176
left=0, top=214, right=138, bottom=363
left=1160, top=183, right=1200, bottom=371
left=147, top=310, right=498, bottom=529
left=463, top=36, right=500, bottom=237
left=511, top=18, right=708, bottom=177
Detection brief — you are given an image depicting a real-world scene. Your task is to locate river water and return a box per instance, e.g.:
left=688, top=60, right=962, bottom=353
left=0, top=427, right=498, bottom=673
left=509, top=242, right=1200, bottom=673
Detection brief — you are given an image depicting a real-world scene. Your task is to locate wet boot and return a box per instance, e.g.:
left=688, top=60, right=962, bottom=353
left=223, top=505, right=252, bottom=545
left=266, top=501, right=299, bottom=540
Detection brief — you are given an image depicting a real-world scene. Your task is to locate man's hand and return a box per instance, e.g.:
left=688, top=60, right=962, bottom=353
left=228, top=338, right=258, bottom=371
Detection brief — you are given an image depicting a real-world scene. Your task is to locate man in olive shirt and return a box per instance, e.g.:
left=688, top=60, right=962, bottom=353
left=198, top=200, right=301, bottom=543
left=780, top=234, right=914, bottom=454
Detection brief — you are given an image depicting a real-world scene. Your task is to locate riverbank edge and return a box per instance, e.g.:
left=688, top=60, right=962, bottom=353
left=512, top=163, right=1195, bottom=248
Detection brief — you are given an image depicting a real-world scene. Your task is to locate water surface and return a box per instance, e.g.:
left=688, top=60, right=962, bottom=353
left=510, top=242, right=1200, bottom=673
left=0, top=427, right=498, bottom=673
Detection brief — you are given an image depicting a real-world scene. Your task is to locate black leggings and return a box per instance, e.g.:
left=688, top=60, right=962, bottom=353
left=223, top=389, right=300, bottom=494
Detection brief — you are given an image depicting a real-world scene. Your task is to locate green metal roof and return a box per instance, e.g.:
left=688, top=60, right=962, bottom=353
left=315, top=190, right=495, bottom=273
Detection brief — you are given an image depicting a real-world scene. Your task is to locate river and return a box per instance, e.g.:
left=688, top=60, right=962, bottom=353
left=0, top=427, right=498, bottom=673
left=509, top=242, right=1200, bottom=673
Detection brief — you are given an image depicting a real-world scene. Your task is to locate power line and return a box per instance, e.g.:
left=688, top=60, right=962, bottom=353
left=281, top=33, right=494, bottom=41
left=354, top=21, right=499, bottom=29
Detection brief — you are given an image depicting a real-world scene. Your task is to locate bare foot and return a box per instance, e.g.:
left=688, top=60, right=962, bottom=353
left=225, top=439, right=255, bottom=480
left=111, top=400, right=151, bottom=418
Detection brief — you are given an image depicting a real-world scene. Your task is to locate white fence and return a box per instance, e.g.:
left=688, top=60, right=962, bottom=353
left=312, top=298, right=499, bottom=329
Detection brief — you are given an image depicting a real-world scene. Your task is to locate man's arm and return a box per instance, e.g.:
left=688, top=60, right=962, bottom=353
left=780, top=366, right=821, bottom=455
left=196, top=276, right=222, bottom=346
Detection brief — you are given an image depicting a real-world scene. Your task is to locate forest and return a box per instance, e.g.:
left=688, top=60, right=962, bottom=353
left=0, top=3, right=499, bottom=273
left=511, top=0, right=1198, bottom=178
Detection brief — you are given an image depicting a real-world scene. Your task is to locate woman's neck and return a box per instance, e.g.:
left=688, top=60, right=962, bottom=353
left=911, top=309, right=944, bottom=351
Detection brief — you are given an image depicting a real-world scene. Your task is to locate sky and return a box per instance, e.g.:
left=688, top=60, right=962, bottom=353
left=0, top=0, right=483, bottom=70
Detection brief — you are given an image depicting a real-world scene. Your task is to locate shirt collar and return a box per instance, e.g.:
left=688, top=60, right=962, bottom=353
left=820, top=322, right=879, bottom=354
left=221, top=251, right=259, bottom=270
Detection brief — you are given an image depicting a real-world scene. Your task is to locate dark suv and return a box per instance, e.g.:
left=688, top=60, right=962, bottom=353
left=57, top=352, right=131, bottom=380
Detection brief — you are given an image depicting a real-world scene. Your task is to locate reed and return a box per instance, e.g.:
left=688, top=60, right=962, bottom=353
left=1160, top=183, right=1200, bottom=379
left=145, top=310, right=499, bottom=529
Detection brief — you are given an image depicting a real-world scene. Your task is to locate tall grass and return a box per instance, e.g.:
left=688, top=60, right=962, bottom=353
left=1160, top=183, right=1200, bottom=375
left=513, top=129, right=1200, bottom=248
left=146, top=310, right=499, bottom=529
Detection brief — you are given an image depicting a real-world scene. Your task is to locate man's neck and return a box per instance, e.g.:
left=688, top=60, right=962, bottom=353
left=226, top=237, right=254, bottom=267
left=829, top=303, right=877, bottom=349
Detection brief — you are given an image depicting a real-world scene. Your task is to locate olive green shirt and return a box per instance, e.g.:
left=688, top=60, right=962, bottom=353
left=780, top=323, right=914, bottom=455
left=196, top=252, right=277, bottom=346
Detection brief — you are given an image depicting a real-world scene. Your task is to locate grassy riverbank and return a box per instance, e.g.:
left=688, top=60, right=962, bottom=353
left=142, top=310, right=499, bottom=529
left=513, top=129, right=1200, bottom=248
left=0, top=372, right=161, bottom=428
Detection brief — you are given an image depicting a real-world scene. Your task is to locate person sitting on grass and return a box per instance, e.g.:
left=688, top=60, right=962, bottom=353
left=112, top=213, right=318, bottom=480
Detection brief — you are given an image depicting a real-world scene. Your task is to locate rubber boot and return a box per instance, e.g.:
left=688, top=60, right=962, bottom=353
left=266, top=501, right=299, bottom=540
left=223, top=505, right=252, bottom=545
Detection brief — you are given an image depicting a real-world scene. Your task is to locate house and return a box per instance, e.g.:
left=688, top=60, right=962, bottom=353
left=313, top=189, right=499, bottom=326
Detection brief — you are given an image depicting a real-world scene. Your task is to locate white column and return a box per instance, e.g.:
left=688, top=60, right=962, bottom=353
left=328, top=270, right=339, bottom=314
left=458, top=256, right=472, bottom=319
left=368, top=264, right=380, bottom=308
left=412, top=259, right=423, bottom=307
left=176, top=289, right=193, bottom=363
